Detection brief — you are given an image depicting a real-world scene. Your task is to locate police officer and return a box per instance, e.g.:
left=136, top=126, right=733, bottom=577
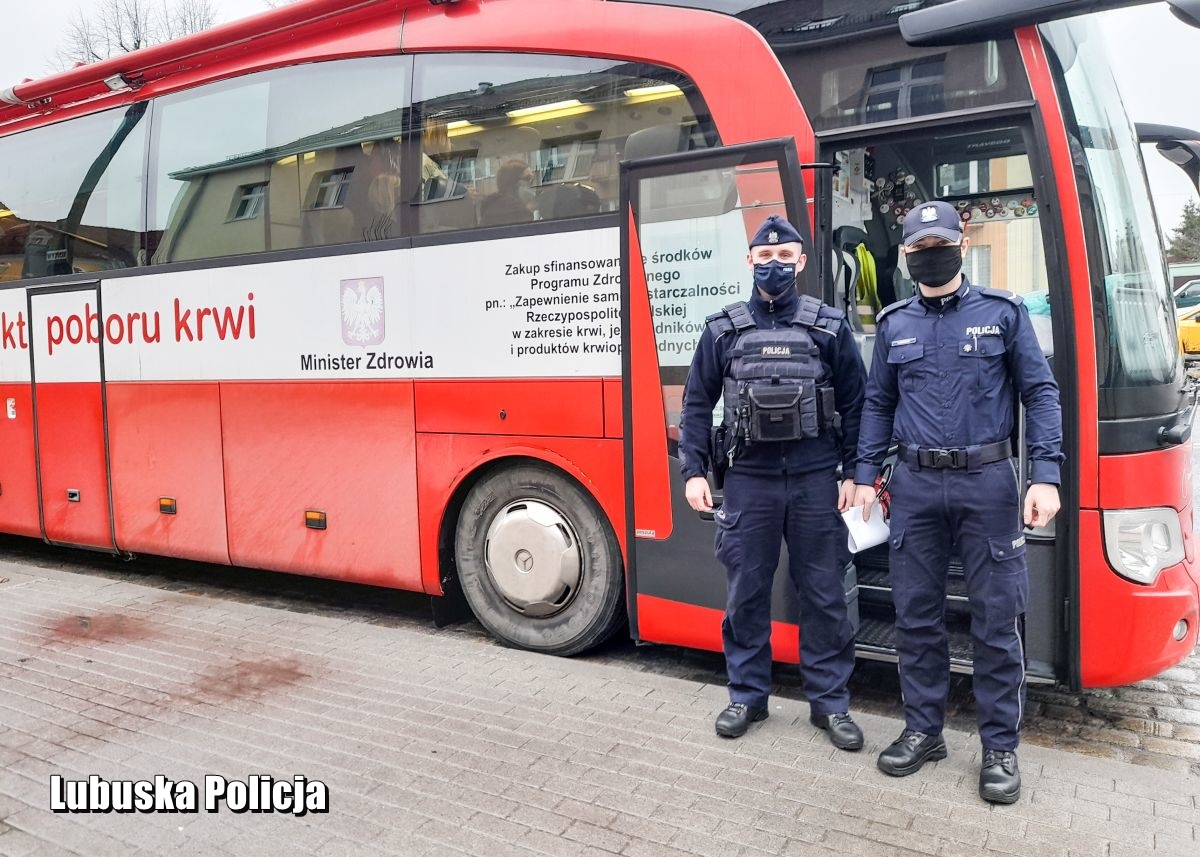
left=680, top=215, right=868, bottom=750
left=852, top=201, right=1063, bottom=804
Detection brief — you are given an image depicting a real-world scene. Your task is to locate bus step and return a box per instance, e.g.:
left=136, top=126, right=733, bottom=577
left=855, top=550, right=967, bottom=578
left=855, top=616, right=975, bottom=672
left=857, top=568, right=968, bottom=601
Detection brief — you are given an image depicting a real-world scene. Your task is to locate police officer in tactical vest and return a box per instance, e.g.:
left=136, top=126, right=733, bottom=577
left=852, top=201, right=1063, bottom=804
left=680, top=215, right=868, bottom=749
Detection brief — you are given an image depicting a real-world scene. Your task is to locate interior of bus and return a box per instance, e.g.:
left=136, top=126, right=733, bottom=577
left=823, top=124, right=1058, bottom=676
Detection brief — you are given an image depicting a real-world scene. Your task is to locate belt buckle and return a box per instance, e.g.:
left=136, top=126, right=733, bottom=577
left=929, top=447, right=963, bottom=469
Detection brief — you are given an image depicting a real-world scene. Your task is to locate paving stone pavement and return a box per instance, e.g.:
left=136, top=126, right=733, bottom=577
left=3, top=530, right=1199, bottom=780
left=1, top=560, right=1197, bottom=857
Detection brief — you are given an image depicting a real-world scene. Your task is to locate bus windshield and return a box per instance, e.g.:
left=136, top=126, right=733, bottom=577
left=1040, top=18, right=1180, bottom=393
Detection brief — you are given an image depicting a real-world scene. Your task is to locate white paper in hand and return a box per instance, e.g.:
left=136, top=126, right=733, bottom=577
left=842, top=502, right=890, bottom=553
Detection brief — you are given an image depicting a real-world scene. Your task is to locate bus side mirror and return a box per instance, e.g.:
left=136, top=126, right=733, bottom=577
left=1155, top=141, right=1200, bottom=196
left=1168, top=0, right=1200, bottom=29
left=1137, top=123, right=1200, bottom=195
left=1159, top=386, right=1197, bottom=447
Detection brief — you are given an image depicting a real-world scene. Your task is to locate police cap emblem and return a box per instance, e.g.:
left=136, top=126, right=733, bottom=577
left=749, top=215, right=803, bottom=249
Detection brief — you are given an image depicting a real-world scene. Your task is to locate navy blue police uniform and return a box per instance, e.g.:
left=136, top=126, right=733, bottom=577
left=854, top=204, right=1063, bottom=768
left=679, top=216, right=867, bottom=735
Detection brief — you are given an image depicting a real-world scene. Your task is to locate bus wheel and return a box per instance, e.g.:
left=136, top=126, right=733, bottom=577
left=455, top=464, right=624, bottom=656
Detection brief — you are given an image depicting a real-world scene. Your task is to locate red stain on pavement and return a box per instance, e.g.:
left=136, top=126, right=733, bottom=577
left=42, top=613, right=157, bottom=645
left=191, top=658, right=309, bottom=701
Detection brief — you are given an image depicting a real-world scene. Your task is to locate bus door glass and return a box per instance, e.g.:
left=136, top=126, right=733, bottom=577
left=620, top=139, right=806, bottom=642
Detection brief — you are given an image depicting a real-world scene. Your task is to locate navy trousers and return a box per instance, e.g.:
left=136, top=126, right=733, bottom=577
left=887, top=458, right=1029, bottom=751
left=715, top=467, right=855, bottom=713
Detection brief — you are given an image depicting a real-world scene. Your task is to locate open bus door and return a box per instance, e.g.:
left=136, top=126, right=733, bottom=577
left=618, top=138, right=823, bottom=653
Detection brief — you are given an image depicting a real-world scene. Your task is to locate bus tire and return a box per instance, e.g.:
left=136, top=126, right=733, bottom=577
left=455, top=463, right=625, bottom=656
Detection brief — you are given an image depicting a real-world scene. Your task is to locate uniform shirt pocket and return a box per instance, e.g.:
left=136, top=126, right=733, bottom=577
left=887, top=342, right=927, bottom=393
left=957, top=336, right=1007, bottom=395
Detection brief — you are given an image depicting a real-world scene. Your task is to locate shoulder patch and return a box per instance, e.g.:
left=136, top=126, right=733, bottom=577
left=979, top=286, right=1023, bottom=305
left=705, top=301, right=755, bottom=338
left=812, top=304, right=844, bottom=336
left=704, top=310, right=735, bottom=339
left=724, top=301, right=756, bottom=332
left=875, top=295, right=917, bottom=323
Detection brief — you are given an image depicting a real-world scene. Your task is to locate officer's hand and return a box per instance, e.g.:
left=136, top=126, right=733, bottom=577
left=1024, top=483, right=1061, bottom=529
left=837, top=479, right=856, bottom=513
left=685, top=476, right=713, bottom=513
left=852, top=484, right=878, bottom=521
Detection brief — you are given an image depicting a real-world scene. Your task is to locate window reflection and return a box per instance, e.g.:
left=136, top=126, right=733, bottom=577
left=411, top=54, right=718, bottom=234
left=0, top=104, right=147, bottom=280
left=782, top=33, right=1027, bottom=132
left=149, top=55, right=410, bottom=263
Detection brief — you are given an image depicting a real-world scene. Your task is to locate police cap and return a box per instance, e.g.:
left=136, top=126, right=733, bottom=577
left=749, top=214, right=804, bottom=249
left=902, top=200, right=964, bottom=247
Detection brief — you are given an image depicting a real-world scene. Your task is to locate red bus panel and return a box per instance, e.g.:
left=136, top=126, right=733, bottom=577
left=603, top=379, right=623, bottom=439
left=0, top=384, right=41, bottom=538
left=1098, top=443, right=1193, bottom=511
left=637, top=593, right=800, bottom=664
left=35, top=382, right=112, bottom=548
left=414, top=379, right=605, bottom=438
left=1078, top=509, right=1199, bottom=687
left=220, top=380, right=421, bottom=589
left=107, top=382, right=230, bottom=564
left=626, top=216, right=672, bottom=542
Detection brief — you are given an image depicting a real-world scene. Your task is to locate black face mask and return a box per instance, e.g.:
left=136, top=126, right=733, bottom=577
left=753, top=261, right=797, bottom=297
left=905, top=245, right=963, bottom=288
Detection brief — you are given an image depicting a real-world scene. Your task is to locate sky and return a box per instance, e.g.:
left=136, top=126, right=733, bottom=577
left=3, top=0, right=1199, bottom=238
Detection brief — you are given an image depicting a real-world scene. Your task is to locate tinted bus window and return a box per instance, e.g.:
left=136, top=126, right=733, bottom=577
left=148, top=55, right=411, bottom=263
left=411, top=54, right=717, bottom=234
left=779, top=33, right=1030, bottom=133
left=0, top=104, right=147, bottom=281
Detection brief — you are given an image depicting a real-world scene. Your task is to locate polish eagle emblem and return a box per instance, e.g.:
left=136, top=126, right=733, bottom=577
left=340, top=277, right=385, bottom=346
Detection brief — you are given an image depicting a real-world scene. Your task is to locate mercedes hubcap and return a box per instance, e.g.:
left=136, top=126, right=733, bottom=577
left=484, top=499, right=582, bottom=617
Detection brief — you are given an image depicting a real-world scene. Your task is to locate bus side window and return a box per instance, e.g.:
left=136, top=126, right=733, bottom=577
left=147, top=55, right=412, bottom=264
left=410, top=53, right=717, bottom=235
left=0, top=104, right=146, bottom=281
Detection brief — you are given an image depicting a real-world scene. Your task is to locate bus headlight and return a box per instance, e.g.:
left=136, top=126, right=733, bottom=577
left=1102, top=508, right=1185, bottom=585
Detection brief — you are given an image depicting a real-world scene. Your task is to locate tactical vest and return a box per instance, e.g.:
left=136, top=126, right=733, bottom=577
left=706, top=296, right=837, bottom=450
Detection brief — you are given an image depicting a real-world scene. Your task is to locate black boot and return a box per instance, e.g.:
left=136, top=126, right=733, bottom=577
left=715, top=702, right=768, bottom=738
left=877, top=728, right=947, bottom=776
left=809, top=712, right=864, bottom=751
left=979, top=749, right=1021, bottom=804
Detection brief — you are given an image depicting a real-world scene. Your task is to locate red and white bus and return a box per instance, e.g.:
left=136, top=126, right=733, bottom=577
left=0, top=0, right=1196, bottom=689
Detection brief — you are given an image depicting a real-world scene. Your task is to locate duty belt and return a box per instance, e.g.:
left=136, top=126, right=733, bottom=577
left=897, top=439, right=1012, bottom=470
